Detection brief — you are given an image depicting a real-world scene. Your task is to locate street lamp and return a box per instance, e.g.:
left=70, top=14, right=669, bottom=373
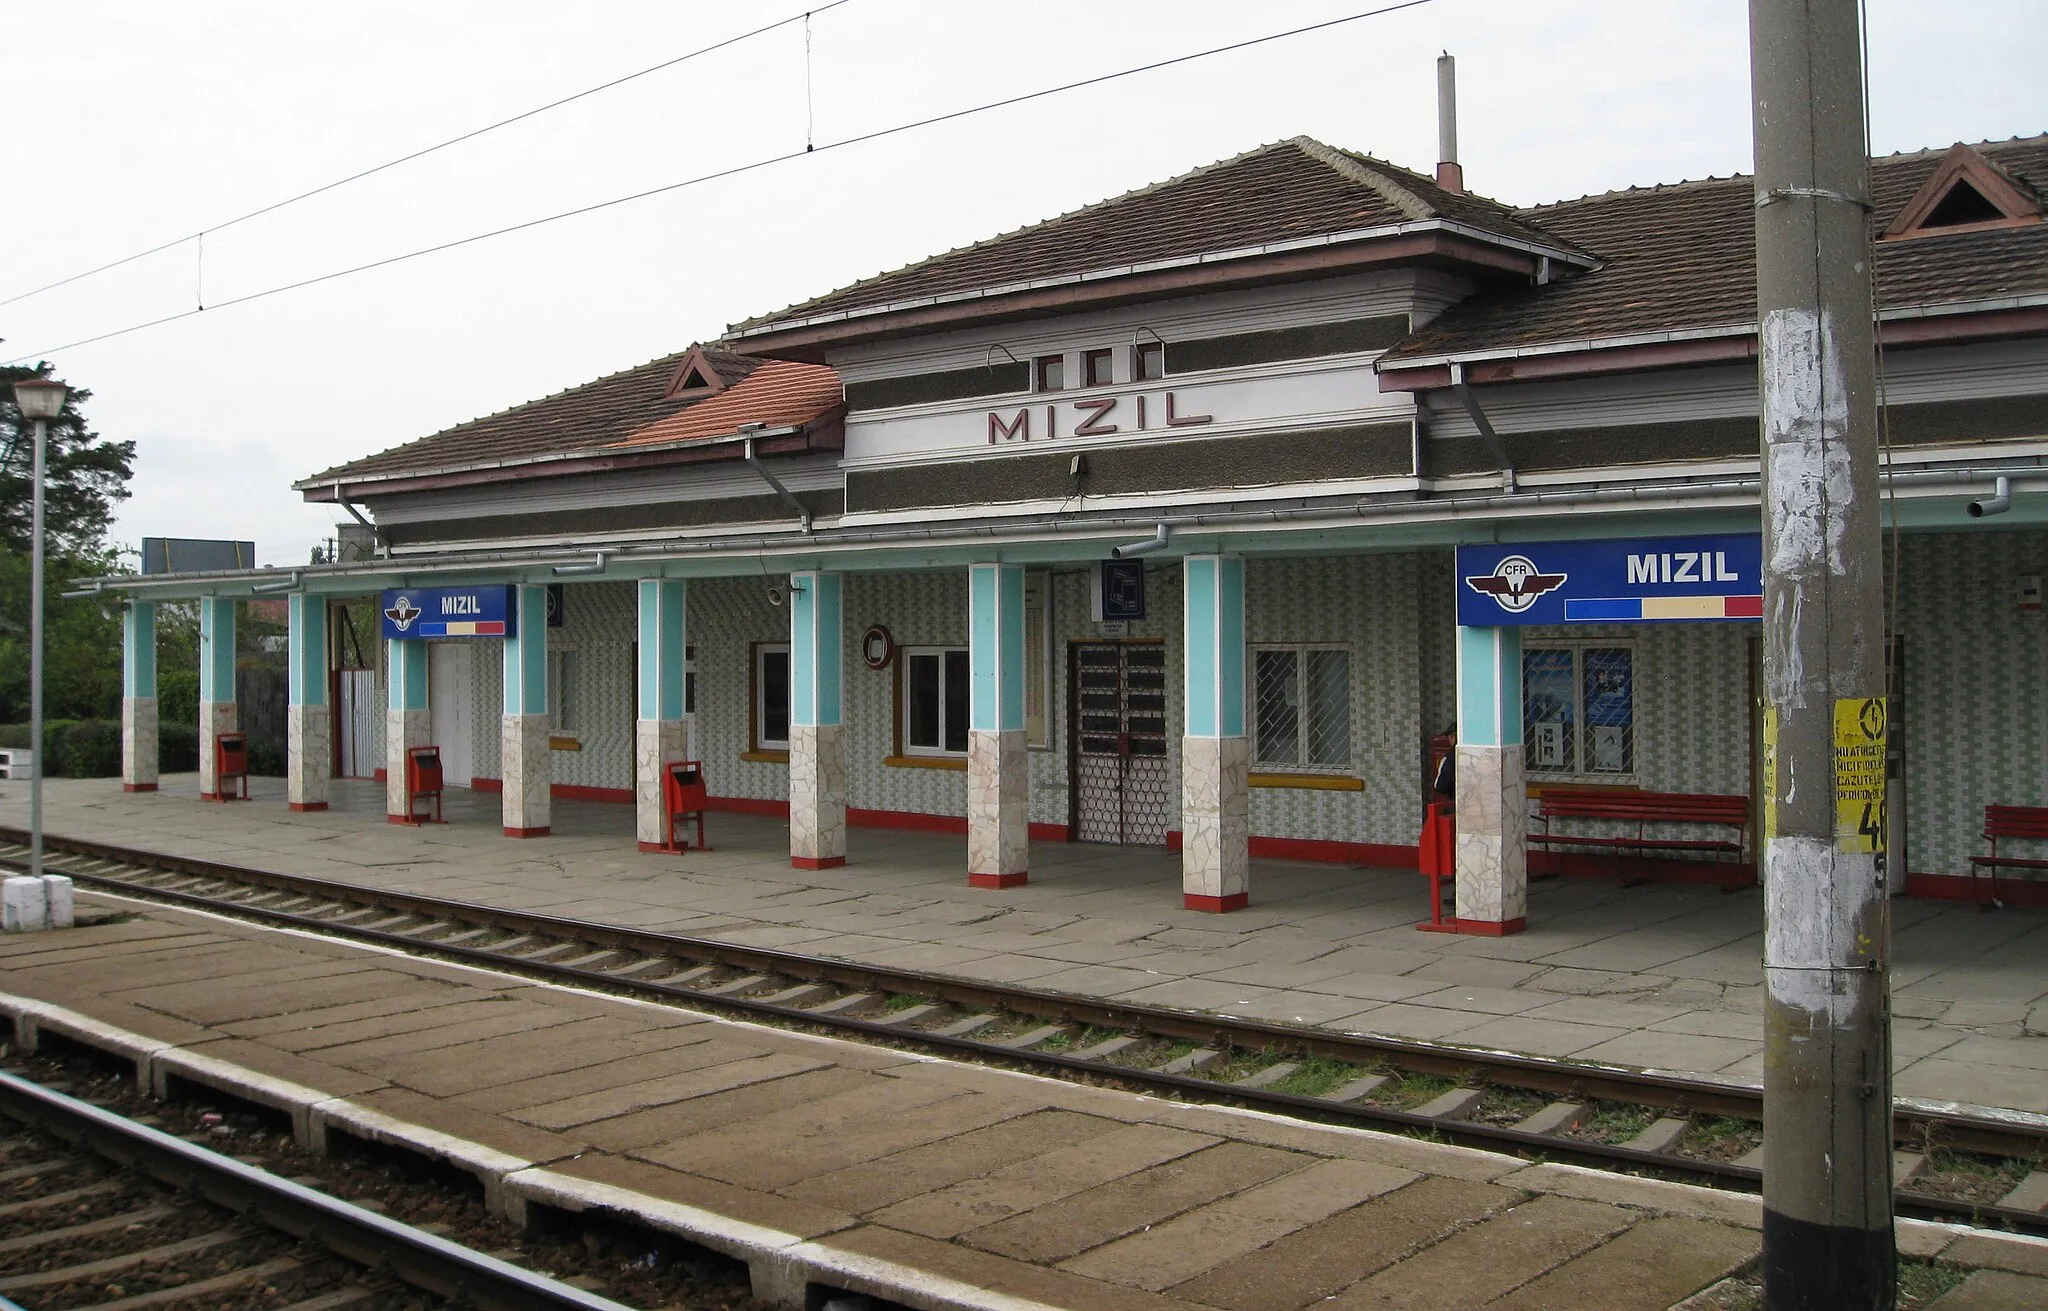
left=13, top=377, right=68, bottom=882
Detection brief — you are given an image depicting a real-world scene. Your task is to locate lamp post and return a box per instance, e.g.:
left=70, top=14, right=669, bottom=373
left=13, top=377, right=68, bottom=882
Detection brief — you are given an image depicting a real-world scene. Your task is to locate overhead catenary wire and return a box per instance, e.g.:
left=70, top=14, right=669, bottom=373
left=3, top=0, right=1440, bottom=367
left=0, top=0, right=857, bottom=311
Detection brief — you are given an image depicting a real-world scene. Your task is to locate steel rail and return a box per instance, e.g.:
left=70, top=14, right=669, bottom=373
left=4, top=825, right=2045, bottom=1237
left=0, top=1069, right=632, bottom=1311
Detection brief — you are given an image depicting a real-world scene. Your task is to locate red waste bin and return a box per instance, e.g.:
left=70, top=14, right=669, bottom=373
left=212, top=731, right=250, bottom=802
left=403, top=745, right=444, bottom=824
left=661, top=760, right=711, bottom=853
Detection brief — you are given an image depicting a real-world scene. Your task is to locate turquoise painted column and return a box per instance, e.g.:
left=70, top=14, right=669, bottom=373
left=789, top=571, right=845, bottom=869
left=121, top=602, right=158, bottom=792
left=286, top=594, right=329, bottom=811
left=198, top=596, right=238, bottom=799
left=1451, top=623, right=1526, bottom=934
left=967, top=563, right=1027, bottom=887
left=501, top=585, right=551, bottom=837
left=635, top=579, right=688, bottom=849
left=385, top=635, right=430, bottom=821
left=1182, top=555, right=1248, bottom=911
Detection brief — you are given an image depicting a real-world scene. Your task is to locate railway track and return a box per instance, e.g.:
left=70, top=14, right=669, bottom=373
left=0, top=1066, right=634, bottom=1311
left=4, top=826, right=2045, bottom=1238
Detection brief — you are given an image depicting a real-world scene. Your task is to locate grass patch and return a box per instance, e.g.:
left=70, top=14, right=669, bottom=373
left=883, top=993, right=930, bottom=1011
left=1370, top=1072, right=1458, bottom=1111
left=1897, top=1258, right=1966, bottom=1308
left=1572, top=1101, right=1655, bottom=1144
left=1269, top=1057, right=1372, bottom=1098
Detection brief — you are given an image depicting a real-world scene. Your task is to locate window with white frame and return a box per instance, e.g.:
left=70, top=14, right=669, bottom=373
left=1251, top=645, right=1351, bottom=768
left=1523, top=643, right=1635, bottom=777
left=546, top=649, right=575, bottom=734
left=754, top=643, right=790, bottom=750
left=904, top=647, right=970, bottom=755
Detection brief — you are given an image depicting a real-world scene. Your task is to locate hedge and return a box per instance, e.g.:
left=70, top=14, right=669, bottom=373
left=0, top=719, right=204, bottom=777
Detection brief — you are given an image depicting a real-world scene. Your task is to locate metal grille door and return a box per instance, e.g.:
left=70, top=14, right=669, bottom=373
left=1072, top=643, right=1171, bottom=845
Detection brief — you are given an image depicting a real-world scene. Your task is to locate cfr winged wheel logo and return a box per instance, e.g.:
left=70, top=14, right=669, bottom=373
left=383, top=595, right=422, bottom=632
left=1465, top=555, right=1568, bottom=613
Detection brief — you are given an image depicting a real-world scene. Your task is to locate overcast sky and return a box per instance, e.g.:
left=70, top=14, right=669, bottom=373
left=6, top=0, right=2041, bottom=568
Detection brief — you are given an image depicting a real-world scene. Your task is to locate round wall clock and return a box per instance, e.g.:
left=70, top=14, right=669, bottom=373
left=861, top=624, right=895, bottom=670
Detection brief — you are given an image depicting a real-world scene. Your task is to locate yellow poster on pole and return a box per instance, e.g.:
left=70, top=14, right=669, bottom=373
left=1760, top=704, right=1779, bottom=842
left=1833, top=696, right=1887, bottom=853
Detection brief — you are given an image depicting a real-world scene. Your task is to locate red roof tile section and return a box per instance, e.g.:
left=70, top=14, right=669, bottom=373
left=614, top=359, right=843, bottom=447
left=301, top=347, right=763, bottom=487
left=736, top=137, right=1588, bottom=331
left=1379, top=135, right=2048, bottom=365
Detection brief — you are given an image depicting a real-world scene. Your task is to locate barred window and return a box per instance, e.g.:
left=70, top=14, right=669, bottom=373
left=1251, top=646, right=1351, bottom=768
left=1523, top=644, right=1635, bottom=777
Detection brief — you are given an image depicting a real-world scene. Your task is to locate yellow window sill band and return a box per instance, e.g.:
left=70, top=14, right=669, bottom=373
left=1249, top=772, right=1363, bottom=791
left=739, top=749, right=790, bottom=764
left=884, top=754, right=968, bottom=772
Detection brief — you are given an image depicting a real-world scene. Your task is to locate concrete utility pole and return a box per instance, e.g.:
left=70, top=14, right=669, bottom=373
left=1749, top=1, right=1894, bottom=1308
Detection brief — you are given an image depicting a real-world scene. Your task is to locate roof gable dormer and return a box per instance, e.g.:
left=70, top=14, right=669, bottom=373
left=663, top=345, right=733, bottom=399
left=1882, top=143, right=2042, bottom=241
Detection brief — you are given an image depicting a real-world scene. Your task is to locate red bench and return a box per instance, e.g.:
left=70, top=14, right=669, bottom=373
left=1969, top=804, right=2048, bottom=909
left=1529, top=787, right=1752, bottom=887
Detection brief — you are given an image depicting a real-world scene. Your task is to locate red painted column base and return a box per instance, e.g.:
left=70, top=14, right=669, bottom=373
left=288, top=802, right=328, bottom=813
left=637, top=841, right=667, bottom=854
left=792, top=856, right=846, bottom=870
left=200, top=791, right=218, bottom=801
left=970, top=872, right=1027, bottom=889
left=1184, top=892, right=1249, bottom=913
left=123, top=783, right=158, bottom=793
left=503, top=826, right=550, bottom=838
left=1416, top=916, right=1527, bottom=936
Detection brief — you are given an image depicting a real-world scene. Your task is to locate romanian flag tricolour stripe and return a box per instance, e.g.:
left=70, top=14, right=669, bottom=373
left=1564, top=595, right=1762, bottom=621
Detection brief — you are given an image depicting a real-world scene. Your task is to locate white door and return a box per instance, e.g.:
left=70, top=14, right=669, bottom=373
left=429, top=643, right=474, bottom=787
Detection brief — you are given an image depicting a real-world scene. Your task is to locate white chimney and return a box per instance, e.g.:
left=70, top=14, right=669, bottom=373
left=1436, top=51, right=1463, bottom=194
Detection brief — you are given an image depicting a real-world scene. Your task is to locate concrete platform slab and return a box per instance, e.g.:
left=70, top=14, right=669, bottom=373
left=8, top=773, right=2048, bottom=1113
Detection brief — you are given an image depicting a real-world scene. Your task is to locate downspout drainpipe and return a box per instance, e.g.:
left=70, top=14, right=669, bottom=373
left=1449, top=362, right=1515, bottom=493
left=1111, top=524, right=1172, bottom=558
left=249, top=570, right=303, bottom=594
left=1967, top=475, right=2012, bottom=517
left=332, top=482, right=388, bottom=557
left=743, top=436, right=813, bottom=533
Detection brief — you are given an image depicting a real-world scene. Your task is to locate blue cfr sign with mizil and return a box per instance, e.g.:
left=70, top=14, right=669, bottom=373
left=380, top=585, right=519, bottom=639
left=1455, top=535, right=1763, bottom=627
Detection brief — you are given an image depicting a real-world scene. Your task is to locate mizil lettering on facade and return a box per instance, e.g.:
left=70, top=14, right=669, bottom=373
left=986, top=392, right=1213, bottom=445
left=1626, top=551, right=1744, bottom=585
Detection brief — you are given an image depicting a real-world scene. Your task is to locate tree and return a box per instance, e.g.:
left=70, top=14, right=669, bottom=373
left=0, top=363, right=136, bottom=724
left=1, top=363, right=135, bottom=556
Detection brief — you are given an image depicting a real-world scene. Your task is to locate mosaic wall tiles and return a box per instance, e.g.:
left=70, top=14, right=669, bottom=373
left=1896, top=530, right=2048, bottom=877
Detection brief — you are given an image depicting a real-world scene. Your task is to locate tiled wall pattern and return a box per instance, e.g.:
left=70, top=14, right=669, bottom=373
left=1896, top=530, right=2048, bottom=877
left=1243, top=554, right=1426, bottom=848
left=690, top=575, right=795, bottom=804
left=548, top=581, right=637, bottom=791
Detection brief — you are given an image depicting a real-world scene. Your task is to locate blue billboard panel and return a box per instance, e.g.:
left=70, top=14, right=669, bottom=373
left=379, top=585, right=518, bottom=640
left=1455, top=534, right=1763, bottom=627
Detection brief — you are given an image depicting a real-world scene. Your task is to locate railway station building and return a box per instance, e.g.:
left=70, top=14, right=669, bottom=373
left=100, top=132, right=2048, bottom=931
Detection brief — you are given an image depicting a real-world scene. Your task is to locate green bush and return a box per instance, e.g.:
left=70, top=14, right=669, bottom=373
left=158, top=723, right=199, bottom=773
left=59, top=721, right=121, bottom=777
left=247, top=739, right=286, bottom=778
left=158, top=669, right=199, bottom=732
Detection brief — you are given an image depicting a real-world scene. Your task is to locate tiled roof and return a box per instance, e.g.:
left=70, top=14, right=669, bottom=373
left=300, top=347, right=762, bottom=486
left=735, top=137, right=1590, bottom=331
left=1379, top=135, right=2048, bottom=364
left=613, top=359, right=843, bottom=447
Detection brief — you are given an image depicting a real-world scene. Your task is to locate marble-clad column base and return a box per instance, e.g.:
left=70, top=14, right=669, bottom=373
left=790, top=723, right=847, bottom=870
left=287, top=704, right=330, bottom=812
left=122, top=696, right=158, bottom=792
left=501, top=713, right=551, bottom=837
left=1450, top=742, right=1528, bottom=935
left=1181, top=735, right=1250, bottom=912
left=967, top=728, right=1027, bottom=887
left=198, top=701, right=238, bottom=800
left=386, top=707, right=432, bottom=822
left=635, top=718, right=687, bottom=851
